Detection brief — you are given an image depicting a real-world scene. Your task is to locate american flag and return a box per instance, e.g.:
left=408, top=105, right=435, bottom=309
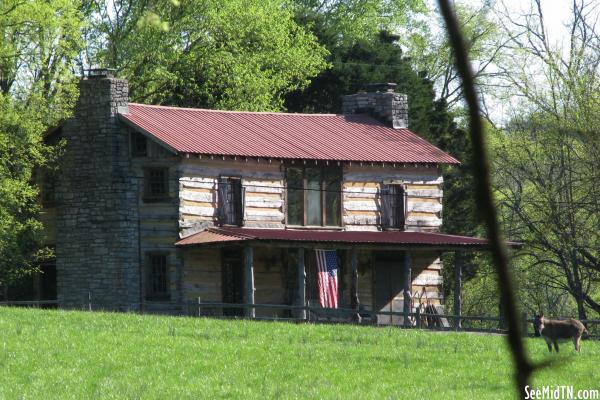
left=315, top=249, right=338, bottom=308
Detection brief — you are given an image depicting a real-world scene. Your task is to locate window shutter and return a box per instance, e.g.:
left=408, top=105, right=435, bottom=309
left=217, top=177, right=228, bottom=225
left=380, top=185, right=392, bottom=229
left=400, top=185, right=407, bottom=230
left=240, top=185, right=246, bottom=226
left=227, top=181, right=235, bottom=224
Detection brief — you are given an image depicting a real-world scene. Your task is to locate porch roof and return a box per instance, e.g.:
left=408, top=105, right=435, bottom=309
left=175, top=227, right=512, bottom=250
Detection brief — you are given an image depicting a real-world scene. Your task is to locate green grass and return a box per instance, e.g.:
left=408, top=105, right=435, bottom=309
left=0, top=308, right=598, bottom=399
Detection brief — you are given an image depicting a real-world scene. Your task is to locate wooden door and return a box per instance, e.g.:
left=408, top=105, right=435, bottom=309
left=222, top=248, right=244, bottom=316
left=374, top=251, right=404, bottom=325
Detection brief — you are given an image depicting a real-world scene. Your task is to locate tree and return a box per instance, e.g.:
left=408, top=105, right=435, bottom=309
left=408, top=1, right=506, bottom=112
left=85, top=0, right=329, bottom=111
left=492, top=117, right=600, bottom=320
left=489, top=0, right=600, bottom=319
left=0, top=0, right=82, bottom=288
left=1, top=0, right=82, bottom=122
left=292, top=0, right=427, bottom=46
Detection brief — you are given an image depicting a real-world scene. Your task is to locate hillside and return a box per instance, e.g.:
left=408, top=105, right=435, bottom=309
left=0, top=308, right=597, bottom=399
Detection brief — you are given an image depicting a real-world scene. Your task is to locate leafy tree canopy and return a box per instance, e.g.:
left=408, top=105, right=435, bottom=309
left=292, top=0, right=426, bottom=46
left=86, top=0, right=329, bottom=111
left=0, top=0, right=82, bottom=284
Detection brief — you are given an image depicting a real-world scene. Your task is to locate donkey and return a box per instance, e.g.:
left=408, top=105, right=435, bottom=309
left=533, top=313, right=588, bottom=353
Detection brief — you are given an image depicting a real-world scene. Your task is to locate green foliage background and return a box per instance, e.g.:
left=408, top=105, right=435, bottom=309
left=0, top=0, right=81, bottom=286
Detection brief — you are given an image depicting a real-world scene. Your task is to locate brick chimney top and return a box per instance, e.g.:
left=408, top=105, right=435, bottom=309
left=85, top=68, right=117, bottom=79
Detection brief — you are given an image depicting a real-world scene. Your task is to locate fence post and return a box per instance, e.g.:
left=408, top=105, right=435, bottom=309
left=454, top=251, right=463, bottom=330
left=522, top=312, right=528, bottom=337
left=197, top=297, right=201, bottom=317
left=88, top=291, right=92, bottom=311
left=416, top=307, right=421, bottom=329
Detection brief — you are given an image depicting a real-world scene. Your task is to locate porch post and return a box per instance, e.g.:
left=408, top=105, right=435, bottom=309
left=403, top=251, right=412, bottom=327
left=350, top=248, right=361, bottom=323
left=454, top=251, right=463, bottom=330
left=297, top=248, right=306, bottom=321
left=244, top=246, right=255, bottom=318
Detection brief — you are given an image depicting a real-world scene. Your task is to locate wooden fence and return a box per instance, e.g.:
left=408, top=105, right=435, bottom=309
left=0, top=300, right=58, bottom=307
left=188, top=301, right=600, bottom=338
left=1, top=299, right=598, bottom=339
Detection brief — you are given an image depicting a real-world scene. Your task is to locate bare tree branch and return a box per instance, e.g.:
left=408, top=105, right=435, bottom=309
left=437, top=0, right=533, bottom=396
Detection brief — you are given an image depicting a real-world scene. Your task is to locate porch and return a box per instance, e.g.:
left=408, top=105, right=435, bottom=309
left=176, top=227, right=496, bottom=326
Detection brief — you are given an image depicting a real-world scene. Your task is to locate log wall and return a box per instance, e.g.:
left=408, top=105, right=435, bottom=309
left=182, top=246, right=289, bottom=318
left=179, top=158, right=285, bottom=231
left=343, top=164, right=443, bottom=232
left=178, top=159, right=443, bottom=233
left=338, top=250, right=442, bottom=313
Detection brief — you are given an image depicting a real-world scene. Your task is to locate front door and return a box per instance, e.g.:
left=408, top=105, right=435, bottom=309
left=222, top=248, right=244, bottom=316
left=374, top=251, right=405, bottom=325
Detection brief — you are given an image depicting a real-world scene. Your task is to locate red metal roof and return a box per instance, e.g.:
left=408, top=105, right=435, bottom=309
left=119, top=104, right=459, bottom=164
left=176, top=227, right=495, bottom=248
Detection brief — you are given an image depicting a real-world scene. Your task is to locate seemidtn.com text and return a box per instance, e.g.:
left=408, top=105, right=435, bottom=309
left=525, top=386, right=599, bottom=400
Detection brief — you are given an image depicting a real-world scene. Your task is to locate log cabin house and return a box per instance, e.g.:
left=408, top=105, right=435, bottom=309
left=35, top=69, right=494, bottom=325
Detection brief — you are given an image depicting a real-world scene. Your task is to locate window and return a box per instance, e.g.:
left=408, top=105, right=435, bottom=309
left=286, top=166, right=342, bottom=227
left=41, top=171, right=57, bottom=207
left=146, top=253, right=169, bottom=301
left=144, top=168, right=169, bottom=201
left=131, top=131, right=148, bottom=157
left=380, top=184, right=406, bottom=230
left=218, top=177, right=244, bottom=226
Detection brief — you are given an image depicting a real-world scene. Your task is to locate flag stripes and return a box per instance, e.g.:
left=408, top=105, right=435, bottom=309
left=316, top=249, right=338, bottom=308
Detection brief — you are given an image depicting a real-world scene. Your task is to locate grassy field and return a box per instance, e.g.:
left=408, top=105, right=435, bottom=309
left=0, top=308, right=598, bottom=399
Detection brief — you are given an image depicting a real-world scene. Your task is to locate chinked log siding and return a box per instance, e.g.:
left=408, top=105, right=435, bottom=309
left=183, top=247, right=289, bottom=318
left=178, top=159, right=444, bottom=233
left=342, top=165, right=442, bottom=232
left=179, top=159, right=285, bottom=229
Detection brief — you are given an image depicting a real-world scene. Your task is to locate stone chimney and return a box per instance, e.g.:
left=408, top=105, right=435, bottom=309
left=56, top=69, right=140, bottom=310
left=342, top=83, right=408, bottom=129
left=79, top=68, right=129, bottom=115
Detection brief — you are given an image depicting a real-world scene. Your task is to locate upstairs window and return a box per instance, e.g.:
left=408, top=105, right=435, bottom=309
left=286, top=167, right=342, bottom=227
left=41, top=171, right=57, bottom=207
left=218, top=177, right=245, bottom=226
left=144, top=168, right=169, bottom=201
left=146, top=253, right=169, bottom=301
left=131, top=131, right=148, bottom=157
left=380, top=184, right=406, bottom=230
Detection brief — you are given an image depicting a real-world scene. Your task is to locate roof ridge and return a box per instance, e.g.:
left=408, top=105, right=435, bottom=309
left=127, top=102, right=342, bottom=117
